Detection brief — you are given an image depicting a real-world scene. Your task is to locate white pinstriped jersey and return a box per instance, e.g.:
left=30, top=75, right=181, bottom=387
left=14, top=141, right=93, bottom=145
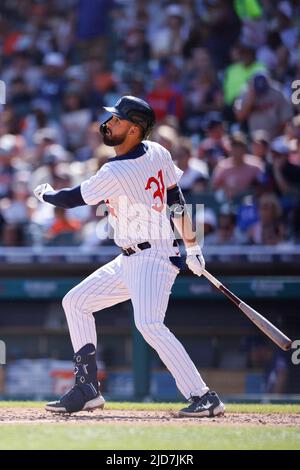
left=64, top=138, right=209, bottom=399
left=80, top=140, right=183, bottom=253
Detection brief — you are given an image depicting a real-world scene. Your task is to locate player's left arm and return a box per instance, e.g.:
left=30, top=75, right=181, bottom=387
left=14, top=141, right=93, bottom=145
left=164, top=147, right=205, bottom=276
left=167, top=184, right=205, bottom=276
left=34, top=183, right=86, bottom=208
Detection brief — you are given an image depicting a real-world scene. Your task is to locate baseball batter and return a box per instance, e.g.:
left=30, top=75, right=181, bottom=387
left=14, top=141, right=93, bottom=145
left=34, top=96, right=225, bottom=417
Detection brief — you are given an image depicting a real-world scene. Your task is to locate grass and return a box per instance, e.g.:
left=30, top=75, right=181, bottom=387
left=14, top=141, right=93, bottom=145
left=0, top=424, right=300, bottom=450
left=0, top=402, right=299, bottom=450
left=1, top=401, right=300, bottom=414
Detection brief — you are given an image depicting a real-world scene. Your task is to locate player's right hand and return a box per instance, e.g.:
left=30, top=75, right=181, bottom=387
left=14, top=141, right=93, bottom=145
left=186, top=245, right=205, bottom=277
left=34, top=183, right=54, bottom=202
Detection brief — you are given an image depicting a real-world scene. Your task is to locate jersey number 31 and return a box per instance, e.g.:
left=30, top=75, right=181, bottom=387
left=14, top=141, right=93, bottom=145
left=145, top=169, right=165, bottom=212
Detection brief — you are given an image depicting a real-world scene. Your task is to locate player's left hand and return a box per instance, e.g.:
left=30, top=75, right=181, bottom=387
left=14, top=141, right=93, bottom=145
left=186, top=245, right=205, bottom=277
left=34, top=183, right=54, bottom=202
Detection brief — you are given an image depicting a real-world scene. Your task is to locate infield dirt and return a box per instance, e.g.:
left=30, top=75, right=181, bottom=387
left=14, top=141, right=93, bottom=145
left=0, top=407, right=299, bottom=426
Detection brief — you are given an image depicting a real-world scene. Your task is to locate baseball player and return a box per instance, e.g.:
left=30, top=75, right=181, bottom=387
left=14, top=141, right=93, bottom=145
left=34, top=96, right=225, bottom=417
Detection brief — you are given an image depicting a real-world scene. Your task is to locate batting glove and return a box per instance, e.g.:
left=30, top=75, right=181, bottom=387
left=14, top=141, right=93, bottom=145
left=186, top=245, right=205, bottom=277
left=34, top=183, right=54, bottom=203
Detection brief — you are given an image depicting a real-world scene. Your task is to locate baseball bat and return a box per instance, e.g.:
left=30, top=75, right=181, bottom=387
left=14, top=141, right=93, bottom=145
left=202, top=269, right=292, bottom=351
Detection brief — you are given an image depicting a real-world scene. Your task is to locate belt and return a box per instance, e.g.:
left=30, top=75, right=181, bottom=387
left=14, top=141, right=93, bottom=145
left=122, top=242, right=151, bottom=256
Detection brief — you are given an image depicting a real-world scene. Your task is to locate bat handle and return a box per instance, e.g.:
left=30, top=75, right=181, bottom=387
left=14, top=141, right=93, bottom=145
left=203, top=269, right=221, bottom=288
left=203, top=269, right=241, bottom=307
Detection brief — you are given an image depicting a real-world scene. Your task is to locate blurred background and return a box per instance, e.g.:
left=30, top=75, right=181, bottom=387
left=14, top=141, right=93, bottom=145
left=0, top=0, right=300, bottom=402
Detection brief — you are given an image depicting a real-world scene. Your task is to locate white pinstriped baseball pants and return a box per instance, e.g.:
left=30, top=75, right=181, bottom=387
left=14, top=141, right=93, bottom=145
left=62, top=251, right=208, bottom=399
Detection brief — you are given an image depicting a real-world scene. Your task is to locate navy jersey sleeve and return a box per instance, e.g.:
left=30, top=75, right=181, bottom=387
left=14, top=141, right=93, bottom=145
left=43, top=186, right=86, bottom=208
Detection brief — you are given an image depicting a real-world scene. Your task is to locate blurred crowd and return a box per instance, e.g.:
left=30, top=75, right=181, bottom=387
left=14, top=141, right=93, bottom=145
left=0, top=0, right=300, bottom=247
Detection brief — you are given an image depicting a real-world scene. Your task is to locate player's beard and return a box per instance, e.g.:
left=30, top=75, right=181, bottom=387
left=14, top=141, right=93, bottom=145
left=102, top=130, right=128, bottom=147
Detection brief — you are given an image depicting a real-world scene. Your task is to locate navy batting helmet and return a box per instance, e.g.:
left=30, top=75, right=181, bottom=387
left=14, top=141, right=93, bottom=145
left=102, top=96, right=156, bottom=138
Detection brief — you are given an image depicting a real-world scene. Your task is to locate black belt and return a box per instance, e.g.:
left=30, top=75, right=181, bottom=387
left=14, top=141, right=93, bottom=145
left=122, top=242, right=151, bottom=256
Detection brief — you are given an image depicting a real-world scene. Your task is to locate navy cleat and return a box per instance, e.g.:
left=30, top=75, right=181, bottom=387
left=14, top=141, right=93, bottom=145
left=178, top=391, right=225, bottom=418
left=45, top=344, right=105, bottom=413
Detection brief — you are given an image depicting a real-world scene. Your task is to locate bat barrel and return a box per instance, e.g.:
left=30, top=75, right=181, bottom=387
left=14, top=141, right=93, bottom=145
left=239, top=302, right=292, bottom=351
left=203, top=270, right=293, bottom=351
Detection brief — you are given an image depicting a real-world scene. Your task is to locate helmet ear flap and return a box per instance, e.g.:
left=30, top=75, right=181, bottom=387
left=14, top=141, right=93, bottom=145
left=129, top=111, right=154, bottom=139
left=144, top=123, right=154, bottom=139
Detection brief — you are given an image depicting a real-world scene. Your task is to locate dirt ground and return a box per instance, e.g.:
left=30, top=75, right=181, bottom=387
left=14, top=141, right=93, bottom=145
left=0, top=407, right=300, bottom=426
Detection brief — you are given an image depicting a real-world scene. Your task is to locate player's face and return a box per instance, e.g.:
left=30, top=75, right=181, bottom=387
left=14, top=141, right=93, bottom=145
left=102, top=116, right=132, bottom=146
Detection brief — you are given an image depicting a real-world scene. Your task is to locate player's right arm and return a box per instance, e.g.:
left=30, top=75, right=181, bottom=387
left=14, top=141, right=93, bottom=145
left=34, top=183, right=86, bottom=208
left=34, top=163, right=121, bottom=208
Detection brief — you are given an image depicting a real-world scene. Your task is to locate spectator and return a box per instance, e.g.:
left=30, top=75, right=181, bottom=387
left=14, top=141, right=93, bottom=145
left=205, top=205, right=245, bottom=245
left=235, top=0, right=266, bottom=50
left=0, top=0, right=298, bottom=250
left=29, top=126, right=69, bottom=168
left=286, top=114, right=300, bottom=166
left=247, top=193, right=286, bottom=245
left=173, top=137, right=208, bottom=194
left=152, top=125, right=179, bottom=154
left=212, top=131, right=263, bottom=200
left=198, top=113, right=230, bottom=174
left=0, top=134, right=18, bottom=198
left=2, top=50, right=42, bottom=95
left=150, top=4, right=188, bottom=59
left=77, top=0, right=114, bottom=41
left=257, top=31, right=289, bottom=81
left=146, top=72, right=184, bottom=123
left=61, top=87, right=92, bottom=152
left=38, top=52, right=67, bottom=115
left=123, top=27, right=150, bottom=66
left=0, top=181, right=30, bottom=246
left=75, top=122, right=104, bottom=162
left=184, top=66, right=223, bottom=134
left=30, top=143, right=70, bottom=192
left=269, top=137, right=300, bottom=196
left=223, top=43, right=266, bottom=107
left=23, top=99, right=65, bottom=147
left=251, top=129, right=270, bottom=162
left=114, top=27, right=150, bottom=87
left=9, top=77, right=32, bottom=119
left=203, top=208, right=217, bottom=238
left=234, top=0, right=263, bottom=21
left=275, top=1, right=298, bottom=50
left=203, top=0, right=241, bottom=70
left=45, top=206, right=81, bottom=245
left=236, top=194, right=259, bottom=234
left=234, top=73, right=293, bottom=139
